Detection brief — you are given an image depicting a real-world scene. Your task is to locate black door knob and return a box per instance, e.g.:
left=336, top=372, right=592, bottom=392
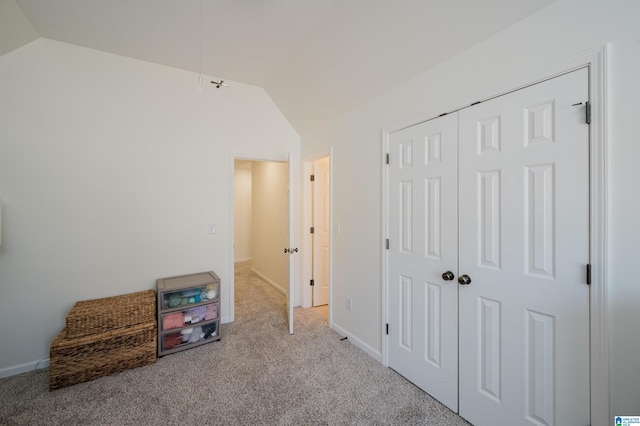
left=442, top=271, right=455, bottom=281
left=458, top=274, right=472, bottom=285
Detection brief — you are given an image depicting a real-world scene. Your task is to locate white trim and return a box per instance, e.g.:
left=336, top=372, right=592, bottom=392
left=381, top=134, right=390, bottom=367
left=330, top=322, right=382, bottom=363
left=0, top=359, right=49, bottom=379
left=234, top=257, right=252, bottom=264
left=251, top=268, right=287, bottom=295
left=587, top=46, right=609, bottom=426
left=0, top=197, right=3, bottom=246
left=381, top=45, right=609, bottom=424
left=328, top=149, right=334, bottom=328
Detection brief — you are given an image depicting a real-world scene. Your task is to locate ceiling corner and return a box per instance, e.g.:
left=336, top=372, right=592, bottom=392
left=0, top=0, right=40, bottom=57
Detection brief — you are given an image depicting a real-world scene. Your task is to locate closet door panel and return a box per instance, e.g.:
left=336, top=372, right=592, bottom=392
left=388, top=113, right=459, bottom=412
left=458, top=67, right=590, bottom=426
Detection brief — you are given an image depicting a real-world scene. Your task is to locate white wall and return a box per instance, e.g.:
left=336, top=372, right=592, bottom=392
left=251, top=161, right=289, bottom=293
left=233, top=161, right=252, bottom=262
left=0, top=38, right=299, bottom=374
left=298, top=0, right=640, bottom=418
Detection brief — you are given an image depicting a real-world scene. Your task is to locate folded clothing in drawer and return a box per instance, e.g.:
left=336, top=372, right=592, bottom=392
left=184, top=306, right=206, bottom=324
left=205, top=303, right=218, bottom=320
left=162, top=312, right=184, bottom=330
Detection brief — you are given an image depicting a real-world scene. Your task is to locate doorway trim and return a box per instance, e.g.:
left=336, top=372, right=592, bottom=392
left=228, top=151, right=297, bottom=325
left=381, top=45, right=608, bottom=425
left=301, top=148, right=334, bottom=318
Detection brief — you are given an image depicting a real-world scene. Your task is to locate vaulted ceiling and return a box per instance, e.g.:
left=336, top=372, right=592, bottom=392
left=2, top=0, right=556, bottom=134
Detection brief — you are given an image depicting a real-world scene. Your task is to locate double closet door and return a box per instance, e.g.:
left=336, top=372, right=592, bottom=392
left=387, top=68, right=590, bottom=426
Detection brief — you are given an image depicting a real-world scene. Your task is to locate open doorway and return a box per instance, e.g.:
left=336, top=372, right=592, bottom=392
left=233, top=158, right=291, bottom=328
left=302, top=150, right=333, bottom=325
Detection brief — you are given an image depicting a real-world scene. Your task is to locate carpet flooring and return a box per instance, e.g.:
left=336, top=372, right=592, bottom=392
left=0, top=271, right=470, bottom=425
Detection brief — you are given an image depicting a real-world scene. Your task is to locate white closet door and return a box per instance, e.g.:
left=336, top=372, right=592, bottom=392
left=457, top=67, right=590, bottom=425
left=388, top=113, right=459, bottom=412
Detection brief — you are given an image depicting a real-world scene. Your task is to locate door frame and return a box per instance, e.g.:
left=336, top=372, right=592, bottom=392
left=381, top=45, right=608, bottom=425
left=301, top=148, right=334, bottom=316
left=228, top=151, right=299, bottom=331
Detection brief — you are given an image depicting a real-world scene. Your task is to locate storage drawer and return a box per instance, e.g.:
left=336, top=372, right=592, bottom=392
left=160, top=281, right=219, bottom=310
left=160, top=301, right=219, bottom=331
left=157, top=271, right=221, bottom=357
left=160, top=321, right=218, bottom=352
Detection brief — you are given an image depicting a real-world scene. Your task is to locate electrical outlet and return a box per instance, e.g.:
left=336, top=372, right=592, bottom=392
left=346, top=297, right=352, bottom=311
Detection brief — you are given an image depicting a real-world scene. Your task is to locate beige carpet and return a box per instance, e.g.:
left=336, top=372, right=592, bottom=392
left=0, top=271, right=470, bottom=425
left=311, top=304, right=329, bottom=322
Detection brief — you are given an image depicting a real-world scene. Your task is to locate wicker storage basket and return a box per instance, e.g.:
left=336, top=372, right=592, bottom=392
left=49, top=322, right=156, bottom=390
left=66, top=290, right=156, bottom=338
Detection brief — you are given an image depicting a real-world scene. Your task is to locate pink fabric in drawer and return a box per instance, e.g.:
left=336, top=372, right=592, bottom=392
left=163, top=333, right=183, bottom=349
left=162, top=312, right=184, bottom=330
left=205, top=303, right=218, bottom=320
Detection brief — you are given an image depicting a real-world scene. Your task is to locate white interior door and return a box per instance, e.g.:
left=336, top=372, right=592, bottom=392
left=312, top=157, right=330, bottom=306
left=458, top=67, right=590, bottom=426
left=287, top=151, right=294, bottom=335
left=387, top=113, right=459, bottom=412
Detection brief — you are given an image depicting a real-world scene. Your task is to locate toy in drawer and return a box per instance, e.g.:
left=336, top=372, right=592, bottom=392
left=160, top=302, right=219, bottom=331
left=160, top=281, right=219, bottom=309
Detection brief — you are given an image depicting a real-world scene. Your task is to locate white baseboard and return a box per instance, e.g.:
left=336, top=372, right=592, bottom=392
left=251, top=268, right=287, bottom=295
left=0, top=358, right=50, bottom=379
left=330, top=322, right=382, bottom=363
left=234, top=257, right=252, bottom=264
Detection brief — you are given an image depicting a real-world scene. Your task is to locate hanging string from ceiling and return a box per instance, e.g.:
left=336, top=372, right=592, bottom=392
left=197, top=0, right=204, bottom=92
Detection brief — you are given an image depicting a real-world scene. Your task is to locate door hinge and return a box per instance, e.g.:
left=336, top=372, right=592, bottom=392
left=586, top=264, right=591, bottom=285
left=385, top=239, right=389, bottom=250
left=586, top=101, right=591, bottom=125
left=310, top=174, right=315, bottom=182
left=386, top=153, right=390, bottom=165
left=310, top=279, right=315, bottom=287
left=386, top=323, right=389, bottom=335
left=310, top=227, right=315, bottom=234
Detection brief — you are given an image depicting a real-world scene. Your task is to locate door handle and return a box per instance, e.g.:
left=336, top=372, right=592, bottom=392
left=442, top=271, right=455, bottom=281
left=284, top=248, right=298, bottom=254
left=458, top=274, right=472, bottom=285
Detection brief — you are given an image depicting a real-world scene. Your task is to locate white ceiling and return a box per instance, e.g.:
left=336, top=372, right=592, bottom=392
left=8, top=0, right=557, bottom=133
